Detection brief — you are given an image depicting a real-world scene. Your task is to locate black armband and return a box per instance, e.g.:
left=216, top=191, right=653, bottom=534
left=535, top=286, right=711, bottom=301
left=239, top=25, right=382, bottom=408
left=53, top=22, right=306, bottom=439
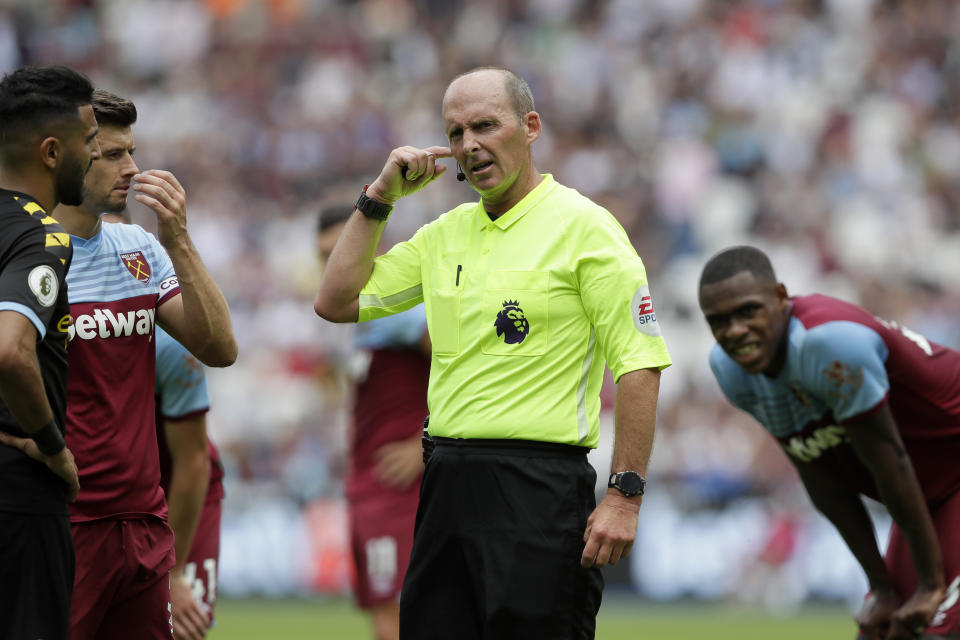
left=355, top=185, right=394, bottom=221
left=31, top=419, right=65, bottom=457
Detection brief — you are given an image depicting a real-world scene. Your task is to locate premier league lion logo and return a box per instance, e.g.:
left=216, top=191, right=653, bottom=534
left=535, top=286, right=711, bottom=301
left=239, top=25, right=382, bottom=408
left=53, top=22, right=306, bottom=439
left=494, top=299, right=529, bottom=344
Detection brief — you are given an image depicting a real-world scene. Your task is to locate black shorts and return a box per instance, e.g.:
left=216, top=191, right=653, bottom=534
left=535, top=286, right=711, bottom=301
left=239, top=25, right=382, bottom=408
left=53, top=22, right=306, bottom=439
left=0, top=511, right=74, bottom=640
left=400, top=437, right=603, bottom=640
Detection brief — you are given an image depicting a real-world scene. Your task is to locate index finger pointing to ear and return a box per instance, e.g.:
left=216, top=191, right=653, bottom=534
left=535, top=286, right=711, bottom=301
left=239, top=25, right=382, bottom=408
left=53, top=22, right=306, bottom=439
left=424, top=145, right=453, bottom=159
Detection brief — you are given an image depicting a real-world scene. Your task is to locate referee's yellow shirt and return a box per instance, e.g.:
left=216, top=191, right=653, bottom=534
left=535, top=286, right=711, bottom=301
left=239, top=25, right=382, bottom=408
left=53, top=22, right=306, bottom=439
left=358, top=175, right=671, bottom=447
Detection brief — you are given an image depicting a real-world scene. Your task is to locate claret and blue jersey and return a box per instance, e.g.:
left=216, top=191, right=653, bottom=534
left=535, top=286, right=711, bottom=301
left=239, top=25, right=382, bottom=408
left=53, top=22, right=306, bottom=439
left=710, top=294, right=960, bottom=504
left=65, top=221, right=181, bottom=522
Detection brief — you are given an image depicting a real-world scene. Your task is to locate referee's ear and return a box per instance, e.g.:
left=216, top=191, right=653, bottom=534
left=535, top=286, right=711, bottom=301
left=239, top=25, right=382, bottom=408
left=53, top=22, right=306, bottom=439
left=523, top=111, right=541, bottom=145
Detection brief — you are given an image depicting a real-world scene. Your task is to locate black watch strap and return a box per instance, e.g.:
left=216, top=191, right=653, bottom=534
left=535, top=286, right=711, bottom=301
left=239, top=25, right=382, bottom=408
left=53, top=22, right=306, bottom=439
left=608, top=470, right=646, bottom=497
left=355, top=185, right=393, bottom=221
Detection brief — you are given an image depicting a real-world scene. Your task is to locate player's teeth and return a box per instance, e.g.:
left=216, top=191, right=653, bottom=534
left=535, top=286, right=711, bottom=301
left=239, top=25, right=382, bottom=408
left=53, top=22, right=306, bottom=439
left=735, top=345, right=757, bottom=355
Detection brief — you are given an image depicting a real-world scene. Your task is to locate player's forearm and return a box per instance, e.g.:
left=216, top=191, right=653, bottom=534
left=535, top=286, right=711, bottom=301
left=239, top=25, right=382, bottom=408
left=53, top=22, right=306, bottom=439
left=0, top=329, right=53, bottom=431
left=846, top=411, right=946, bottom=590
left=799, top=468, right=893, bottom=590
left=166, top=236, right=237, bottom=367
left=314, top=211, right=386, bottom=323
left=168, top=453, right=211, bottom=575
left=869, top=453, right=945, bottom=590
left=607, top=368, right=661, bottom=506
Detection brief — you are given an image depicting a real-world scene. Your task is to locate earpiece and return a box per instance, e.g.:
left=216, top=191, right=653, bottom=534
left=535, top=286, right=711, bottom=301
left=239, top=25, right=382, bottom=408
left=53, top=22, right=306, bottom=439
left=456, top=164, right=466, bottom=182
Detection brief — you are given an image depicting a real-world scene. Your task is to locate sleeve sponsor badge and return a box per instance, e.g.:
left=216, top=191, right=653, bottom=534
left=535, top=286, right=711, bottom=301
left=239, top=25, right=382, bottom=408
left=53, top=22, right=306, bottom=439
left=632, top=285, right=661, bottom=336
left=159, top=275, right=179, bottom=293
left=28, top=264, right=58, bottom=307
left=821, top=360, right=864, bottom=402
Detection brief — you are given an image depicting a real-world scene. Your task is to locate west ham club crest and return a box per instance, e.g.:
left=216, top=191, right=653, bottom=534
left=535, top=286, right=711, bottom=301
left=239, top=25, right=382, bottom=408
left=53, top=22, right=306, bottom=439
left=120, top=251, right=151, bottom=283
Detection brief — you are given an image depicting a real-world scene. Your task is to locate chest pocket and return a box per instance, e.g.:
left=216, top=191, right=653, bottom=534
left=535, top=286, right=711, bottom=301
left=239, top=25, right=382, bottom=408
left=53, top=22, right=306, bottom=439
left=428, top=264, right=462, bottom=356
left=482, top=270, right=548, bottom=356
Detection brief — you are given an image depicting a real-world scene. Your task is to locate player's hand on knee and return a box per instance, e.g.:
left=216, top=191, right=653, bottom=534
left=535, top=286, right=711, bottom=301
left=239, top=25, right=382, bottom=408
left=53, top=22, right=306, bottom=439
left=856, top=587, right=901, bottom=639
left=171, top=576, right=209, bottom=640
left=0, top=432, right=80, bottom=502
left=885, top=585, right=946, bottom=640
left=580, top=492, right=640, bottom=568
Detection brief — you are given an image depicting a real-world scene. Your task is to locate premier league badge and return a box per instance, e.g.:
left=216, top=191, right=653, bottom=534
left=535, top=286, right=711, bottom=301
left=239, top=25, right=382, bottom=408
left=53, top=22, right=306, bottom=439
left=494, top=299, right=530, bottom=344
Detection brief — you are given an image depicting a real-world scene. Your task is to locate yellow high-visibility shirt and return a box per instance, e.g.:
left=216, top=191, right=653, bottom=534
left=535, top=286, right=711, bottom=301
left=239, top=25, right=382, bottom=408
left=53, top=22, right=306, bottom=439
left=358, top=175, right=671, bottom=447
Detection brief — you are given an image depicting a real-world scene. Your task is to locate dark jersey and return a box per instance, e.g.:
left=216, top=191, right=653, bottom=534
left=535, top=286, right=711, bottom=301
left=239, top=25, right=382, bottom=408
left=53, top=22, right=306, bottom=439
left=0, top=189, right=72, bottom=514
left=710, top=294, right=960, bottom=505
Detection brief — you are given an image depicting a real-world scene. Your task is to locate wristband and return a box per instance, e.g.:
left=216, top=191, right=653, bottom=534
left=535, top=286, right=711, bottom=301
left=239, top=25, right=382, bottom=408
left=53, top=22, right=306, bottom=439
left=31, top=419, right=66, bottom=457
left=355, top=185, right=393, bottom=221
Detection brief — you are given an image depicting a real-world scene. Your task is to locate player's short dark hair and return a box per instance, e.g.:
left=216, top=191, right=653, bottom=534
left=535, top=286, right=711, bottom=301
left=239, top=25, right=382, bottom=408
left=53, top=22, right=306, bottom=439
left=454, top=67, right=535, bottom=120
left=91, top=89, right=137, bottom=128
left=699, top=246, right=778, bottom=289
left=0, top=65, right=94, bottom=149
left=317, top=204, right=354, bottom=233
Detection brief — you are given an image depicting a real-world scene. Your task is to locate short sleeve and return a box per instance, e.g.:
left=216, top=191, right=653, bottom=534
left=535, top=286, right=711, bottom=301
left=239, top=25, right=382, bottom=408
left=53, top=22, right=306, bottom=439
left=155, top=329, right=210, bottom=419
left=142, top=230, right=180, bottom=306
left=800, top=321, right=889, bottom=423
left=358, top=227, right=426, bottom=322
left=0, top=224, right=68, bottom=337
left=708, top=345, right=751, bottom=411
left=574, top=209, right=671, bottom=381
left=354, top=305, right=427, bottom=349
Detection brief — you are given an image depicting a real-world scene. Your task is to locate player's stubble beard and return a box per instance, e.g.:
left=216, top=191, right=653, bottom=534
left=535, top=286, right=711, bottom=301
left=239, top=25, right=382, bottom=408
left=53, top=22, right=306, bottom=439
left=56, top=151, right=90, bottom=207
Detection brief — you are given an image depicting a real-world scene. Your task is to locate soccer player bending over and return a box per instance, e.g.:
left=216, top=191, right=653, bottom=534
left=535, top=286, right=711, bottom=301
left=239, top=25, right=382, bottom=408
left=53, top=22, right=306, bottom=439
left=699, top=245, right=958, bottom=640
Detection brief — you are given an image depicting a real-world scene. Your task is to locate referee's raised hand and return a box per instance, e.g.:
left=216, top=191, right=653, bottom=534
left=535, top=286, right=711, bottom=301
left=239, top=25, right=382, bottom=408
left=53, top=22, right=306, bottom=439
left=366, top=145, right=452, bottom=205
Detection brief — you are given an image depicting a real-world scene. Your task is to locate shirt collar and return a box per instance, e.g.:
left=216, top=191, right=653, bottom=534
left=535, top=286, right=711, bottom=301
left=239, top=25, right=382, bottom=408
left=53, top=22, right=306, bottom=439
left=0, top=188, right=42, bottom=208
left=71, top=215, right=108, bottom=252
left=474, top=174, right=557, bottom=231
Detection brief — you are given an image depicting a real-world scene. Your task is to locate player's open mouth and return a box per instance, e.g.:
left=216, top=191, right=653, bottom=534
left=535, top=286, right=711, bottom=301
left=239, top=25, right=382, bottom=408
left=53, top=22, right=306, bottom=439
left=471, top=161, right=494, bottom=175
left=731, top=343, right=761, bottom=363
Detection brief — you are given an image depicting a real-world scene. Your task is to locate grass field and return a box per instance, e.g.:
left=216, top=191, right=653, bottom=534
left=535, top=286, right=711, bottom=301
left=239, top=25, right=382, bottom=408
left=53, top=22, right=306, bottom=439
left=210, top=596, right=856, bottom=639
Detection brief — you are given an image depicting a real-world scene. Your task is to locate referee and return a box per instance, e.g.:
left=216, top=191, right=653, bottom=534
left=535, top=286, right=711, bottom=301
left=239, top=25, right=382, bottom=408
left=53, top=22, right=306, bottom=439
left=315, top=67, right=671, bottom=640
left=0, top=65, right=96, bottom=640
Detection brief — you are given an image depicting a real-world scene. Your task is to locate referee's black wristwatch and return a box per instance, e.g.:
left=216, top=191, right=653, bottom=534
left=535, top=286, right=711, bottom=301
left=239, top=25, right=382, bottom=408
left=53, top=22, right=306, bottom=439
left=608, top=471, right=645, bottom=497
left=355, top=185, right=393, bottom=221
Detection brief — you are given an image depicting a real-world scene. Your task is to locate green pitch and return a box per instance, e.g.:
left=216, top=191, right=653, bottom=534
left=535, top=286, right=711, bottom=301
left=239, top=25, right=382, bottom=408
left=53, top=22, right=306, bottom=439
left=210, top=596, right=855, bottom=639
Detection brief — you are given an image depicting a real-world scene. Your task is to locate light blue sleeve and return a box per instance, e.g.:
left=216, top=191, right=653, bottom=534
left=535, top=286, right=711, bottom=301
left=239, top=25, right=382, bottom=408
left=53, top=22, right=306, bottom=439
left=799, top=321, right=890, bottom=422
left=0, top=302, right=45, bottom=337
left=354, top=305, right=427, bottom=350
left=141, top=226, right=177, bottom=283
left=708, top=344, right=752, bottom=411
left=155, top=327, right=210, bottom=418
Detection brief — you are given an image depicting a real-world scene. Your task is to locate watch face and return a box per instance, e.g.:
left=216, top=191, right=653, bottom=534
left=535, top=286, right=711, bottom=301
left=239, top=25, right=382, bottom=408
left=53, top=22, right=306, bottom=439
left=619, top=472, right=644, bottom=495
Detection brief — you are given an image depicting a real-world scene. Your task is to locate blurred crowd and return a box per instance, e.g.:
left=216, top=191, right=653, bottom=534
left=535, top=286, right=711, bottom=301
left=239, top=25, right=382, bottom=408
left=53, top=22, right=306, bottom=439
left=4, top=0, right=957, bottom=603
